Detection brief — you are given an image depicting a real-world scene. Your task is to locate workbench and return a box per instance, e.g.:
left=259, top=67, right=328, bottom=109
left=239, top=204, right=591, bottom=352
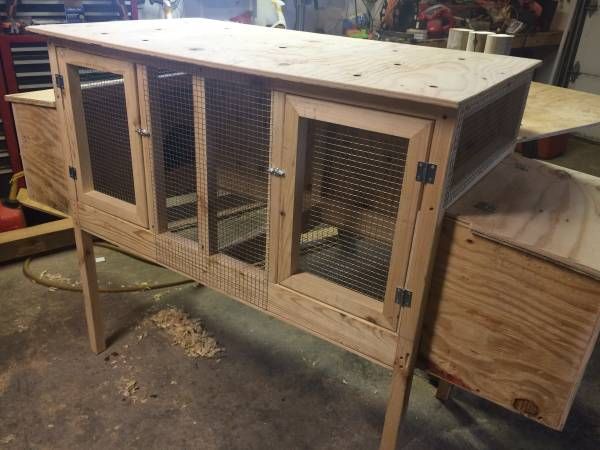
left=11, top=18, right=600, bottom=448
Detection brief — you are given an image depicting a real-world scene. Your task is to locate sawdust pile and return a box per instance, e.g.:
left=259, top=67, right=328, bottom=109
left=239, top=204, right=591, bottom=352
left=149, top=307, right=224, bottom=358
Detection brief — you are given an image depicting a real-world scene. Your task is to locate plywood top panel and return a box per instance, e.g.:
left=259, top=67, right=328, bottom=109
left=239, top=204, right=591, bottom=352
left=29, top=18, right=539, bottom=108
left=519, top=82, right=600, bottom=142
left=448, top=153, right=600, bottom=279
left=5, top=89, right=55, bottom=108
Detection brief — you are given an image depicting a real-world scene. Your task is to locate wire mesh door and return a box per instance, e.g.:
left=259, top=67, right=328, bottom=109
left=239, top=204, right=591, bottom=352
left=273, top=96, right=433, bottom=331
left=143, top=66, right=271, bottom=309
left=58, top=48, right=148, bottom=227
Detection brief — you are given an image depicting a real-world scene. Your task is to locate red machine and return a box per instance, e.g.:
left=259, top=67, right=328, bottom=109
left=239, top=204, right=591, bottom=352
left=416, top=3, right=455, bottom=37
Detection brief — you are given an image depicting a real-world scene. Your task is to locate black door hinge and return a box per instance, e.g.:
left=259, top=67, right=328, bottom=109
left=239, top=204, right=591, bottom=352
left=68, top=166, right=77, bottom=180
left=55, top=74, right=64, bottom=91
left=416, top=161, right=437, bottom=184
left=395, top=288, right=412, bottom=307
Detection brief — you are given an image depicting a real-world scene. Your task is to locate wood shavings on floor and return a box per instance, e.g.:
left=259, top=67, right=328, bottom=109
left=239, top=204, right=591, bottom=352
left=148, top=307, right=224, bottom=359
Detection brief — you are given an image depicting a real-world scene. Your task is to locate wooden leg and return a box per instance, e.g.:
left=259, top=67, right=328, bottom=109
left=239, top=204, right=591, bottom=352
left=379, top=358, right=415, bottom=450
left=73, top=225, right=106, bottom=354
left=436, top=379, right=453, bottom=402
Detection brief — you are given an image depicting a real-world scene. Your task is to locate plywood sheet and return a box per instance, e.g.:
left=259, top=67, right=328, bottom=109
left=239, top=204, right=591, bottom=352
left=28, top=19, right=539, bottom=108
left=422, top=219, right=600, bottom=430
left=519, top=82, right=600, bottom=142
left=447, top=153, right=600, bottom=280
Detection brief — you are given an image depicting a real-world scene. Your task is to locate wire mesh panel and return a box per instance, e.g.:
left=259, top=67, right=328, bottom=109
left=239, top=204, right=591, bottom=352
left=203, top=77, right=271, bottom=308
left=146, top=65, right=271, bottom=308
left=146, top=67, right=203, bottom=277
left=78, top=67, right=136, bottom=204
left=297, top=120, right=409, bottom=301
left=446, top=81, right=529, bottom=205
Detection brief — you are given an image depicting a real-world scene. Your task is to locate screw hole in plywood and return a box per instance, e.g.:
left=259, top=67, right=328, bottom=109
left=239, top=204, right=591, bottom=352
left=429, top=85, right=438, bottom=88
left=189, top=48, right=204, bottom=52
left=353, top=74, right=361, bottom=77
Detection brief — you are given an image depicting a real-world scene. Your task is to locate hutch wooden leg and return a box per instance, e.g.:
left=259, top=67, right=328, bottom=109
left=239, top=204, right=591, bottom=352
left=73, top=225, right=106, bottom=354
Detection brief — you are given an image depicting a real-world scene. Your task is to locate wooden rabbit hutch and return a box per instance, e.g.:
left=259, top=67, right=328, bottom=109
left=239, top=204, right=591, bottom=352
left=29, top=19, right=540, bottom=449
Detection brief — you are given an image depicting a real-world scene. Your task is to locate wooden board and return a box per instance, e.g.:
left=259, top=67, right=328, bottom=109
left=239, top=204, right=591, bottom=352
left=5, top=89, right=55, bottom=108
left=519, top=82, right=600, bottom=142
left=17, top=188, right=68, bottom=219
left=9, top=102, right=69, bottom=214
left=422, top=218, right=600, bottom=430
left=447, top=153, right=600, bottom=280
left=0, top=218, right=74, bottom=263
left=28, top=19, right=539, bottom=108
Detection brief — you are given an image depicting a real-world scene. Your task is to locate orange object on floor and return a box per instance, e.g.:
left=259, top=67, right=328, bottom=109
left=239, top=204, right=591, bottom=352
left=0, top=201, right=26, bottom=232
left=517, top=134, right=568, bottom=159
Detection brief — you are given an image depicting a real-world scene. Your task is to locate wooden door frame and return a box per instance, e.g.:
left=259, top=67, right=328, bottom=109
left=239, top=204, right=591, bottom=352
left=58, top=47, right=148, bottom=227
left=270, top=94, right=433, bottom=331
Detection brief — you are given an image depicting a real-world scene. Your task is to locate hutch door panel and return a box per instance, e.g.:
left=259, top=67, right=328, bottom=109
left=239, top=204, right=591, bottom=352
left=58, top=48, right=148, bottom=227
left=273, top=96, right=433, bottom=331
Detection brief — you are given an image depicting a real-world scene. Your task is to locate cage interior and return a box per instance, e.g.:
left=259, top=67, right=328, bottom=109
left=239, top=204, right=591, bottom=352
left=146, top=66, right=271, bottom=307
left=297, top=120, right=408, bottom=302
left=78, top=67, right=136, bottom=204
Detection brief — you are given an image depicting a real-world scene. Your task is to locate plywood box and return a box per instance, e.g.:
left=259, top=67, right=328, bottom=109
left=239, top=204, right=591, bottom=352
left=423, top=154, right=600, bottom=430
left=5, top=89, right=69, bottom=215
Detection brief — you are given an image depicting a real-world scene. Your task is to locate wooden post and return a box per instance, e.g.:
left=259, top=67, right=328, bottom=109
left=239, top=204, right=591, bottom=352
left=446, top=28, right=471, bottom=50
left=73, top=225, right=106, bottom=354
left=379, top=116, right=458, bottom=450
left=484, top=34, right=514, bottom=55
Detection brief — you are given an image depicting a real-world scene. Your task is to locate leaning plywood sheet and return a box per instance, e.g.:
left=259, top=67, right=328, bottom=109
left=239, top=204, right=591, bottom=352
left=447, top=153, right=600, bottom=280
left=519, top=82, right=600, bottom=142
left=28, top=18, right=539, bottom=108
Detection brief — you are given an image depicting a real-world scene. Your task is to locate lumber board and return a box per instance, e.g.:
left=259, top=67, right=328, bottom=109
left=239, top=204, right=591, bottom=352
left=9, top=102, right=69, bottom=214
left=0, top=218, right=74, bottom=263
left=447, top=153, right=600, bottom=280
left=422, top=218, right=600, bottom=429
left=28, top=19, right=539, bottom=108
left=519, top=82, right=600, bottom=142
left=17, top=188, right=68, bottom=219
left=5, top=89, right=55, bottom=108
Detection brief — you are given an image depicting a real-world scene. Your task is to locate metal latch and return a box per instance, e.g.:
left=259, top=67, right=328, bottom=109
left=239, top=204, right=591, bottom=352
left=267, top=167, right=285, bottom=177
left=135, top=128, right=151, bottom=137
left=55, top=74, right=64, bottom=91
left=68, top=166, right=77, bottom=180
left=416, top=162, right=437, bottom=184
left=395, top=288, right=412, bottom=307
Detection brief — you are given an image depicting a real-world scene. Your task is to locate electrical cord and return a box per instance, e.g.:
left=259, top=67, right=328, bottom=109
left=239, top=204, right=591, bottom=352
left=23, top=242, right=194, bottom=293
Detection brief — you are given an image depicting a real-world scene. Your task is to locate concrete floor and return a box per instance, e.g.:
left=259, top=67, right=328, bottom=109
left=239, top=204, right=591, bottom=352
left=1, top=138, right=600, bottom=450
left=0, top=243, right=599, bottom=450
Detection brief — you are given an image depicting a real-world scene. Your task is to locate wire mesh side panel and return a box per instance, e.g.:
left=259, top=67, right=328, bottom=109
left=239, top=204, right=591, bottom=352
left=79, top=68, right=136, bottom=204
left=203, top=77, right=271, bottom=309
left=298, top=121, right=408, bottom=301
left=146, top=67, right=203, bottom=279
left=446, top=82, right=529, bottom=206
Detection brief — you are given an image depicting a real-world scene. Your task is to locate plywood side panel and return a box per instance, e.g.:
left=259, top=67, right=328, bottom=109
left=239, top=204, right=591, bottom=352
left=422, top=219, right=600, bottom=430
left=11, top=103, right=69, bottom=214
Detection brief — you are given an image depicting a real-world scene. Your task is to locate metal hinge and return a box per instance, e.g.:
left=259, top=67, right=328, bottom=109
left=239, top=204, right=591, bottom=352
left=416, top=161, right=437, bottom=184
left=267, top=167, right=285, bottom=177
left=395, top=288, right=412, bottom=307
left=135, top=128, right=151, bottom=137
left=54, top=74, right=64, bottom=91
left=68, top=166, right=77, bottom=180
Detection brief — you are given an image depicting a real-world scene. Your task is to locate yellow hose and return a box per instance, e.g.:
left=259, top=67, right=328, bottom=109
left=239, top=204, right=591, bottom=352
left=22, top=242, right=194, bottom=293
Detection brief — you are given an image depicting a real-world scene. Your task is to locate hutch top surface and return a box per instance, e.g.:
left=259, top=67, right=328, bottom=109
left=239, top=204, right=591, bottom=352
left=29, top=18, right=539, bottom=108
